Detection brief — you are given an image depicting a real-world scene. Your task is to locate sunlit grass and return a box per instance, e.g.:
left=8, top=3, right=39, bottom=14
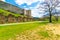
left=0, top=21, right=60, bottom=40
left=0, top=22, right=48, bottom=40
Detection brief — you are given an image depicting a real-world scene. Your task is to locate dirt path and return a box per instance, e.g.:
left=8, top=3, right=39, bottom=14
left=9, top=23, right=60, bottom=40
left=0, top=21, right=44, bottom=26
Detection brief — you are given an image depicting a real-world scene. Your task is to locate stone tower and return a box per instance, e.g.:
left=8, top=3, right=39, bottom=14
left=24, top=9, right=31, bottom=17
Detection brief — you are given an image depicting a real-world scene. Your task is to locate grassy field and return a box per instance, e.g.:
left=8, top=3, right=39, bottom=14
left=0, top=22, right=47, bottom=40
left=16, top=22, right=60, bottom=40
left=0, top=22, right=60, bottom=40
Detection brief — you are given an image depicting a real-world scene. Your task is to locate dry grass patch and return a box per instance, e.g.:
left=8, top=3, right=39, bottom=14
left=9, top=23, right=60, bottom=40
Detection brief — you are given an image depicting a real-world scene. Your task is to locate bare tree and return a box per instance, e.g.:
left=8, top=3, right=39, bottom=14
left=38, top=0, right=60, bottom=23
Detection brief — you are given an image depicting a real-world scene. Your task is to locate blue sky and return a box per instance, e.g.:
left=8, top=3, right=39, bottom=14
left=2, top=0, right=44, bottom=18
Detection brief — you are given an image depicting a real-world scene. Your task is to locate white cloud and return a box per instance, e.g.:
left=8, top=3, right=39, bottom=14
left=15, top=0, right=39, bottom=5
left=15, top=0, right=44, bottom=5
left=15, top=0, right=44, bottom=10
left=2, top=0, right=5, bottom=2
left=31, top=8, right=44, bottom=17
left=56, top=7, right=60, bottom=10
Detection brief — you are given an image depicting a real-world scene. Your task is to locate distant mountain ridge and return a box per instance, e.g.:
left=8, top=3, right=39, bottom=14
left=0, top=1, right=24, bottom=15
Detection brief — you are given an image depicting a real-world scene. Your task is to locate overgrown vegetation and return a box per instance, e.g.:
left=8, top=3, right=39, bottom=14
left=0, top=9, right=22, bottom=17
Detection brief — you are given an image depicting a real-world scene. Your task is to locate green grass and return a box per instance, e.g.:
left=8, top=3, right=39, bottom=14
left=38, top=31, right=49, bottom=37
left=0, top=9, right=22, bottom=17
left=0, top=22, right=48, bottom=40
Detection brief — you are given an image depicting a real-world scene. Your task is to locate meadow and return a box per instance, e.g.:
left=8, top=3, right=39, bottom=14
left=0, top=21, right=60, bottom=40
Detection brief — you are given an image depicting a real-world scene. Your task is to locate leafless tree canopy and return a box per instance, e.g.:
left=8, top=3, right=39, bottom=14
left=38, top=0, right=60, bottom=22
left=38, top=0, right=60, bottom=13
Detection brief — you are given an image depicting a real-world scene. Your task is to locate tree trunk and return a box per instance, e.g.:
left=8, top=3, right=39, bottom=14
left=49, top=8, right=52, bottom=23
left=49, top=12, right=52, bottom=23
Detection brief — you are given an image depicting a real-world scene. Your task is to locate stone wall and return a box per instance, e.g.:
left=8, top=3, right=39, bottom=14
left=17, top=16, right=23, bottom=22
left=0, top=13, right=6, bottom=24
left=7, top=14, right=17, bottom=23
left=0, top=14, right=33, bottom=24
